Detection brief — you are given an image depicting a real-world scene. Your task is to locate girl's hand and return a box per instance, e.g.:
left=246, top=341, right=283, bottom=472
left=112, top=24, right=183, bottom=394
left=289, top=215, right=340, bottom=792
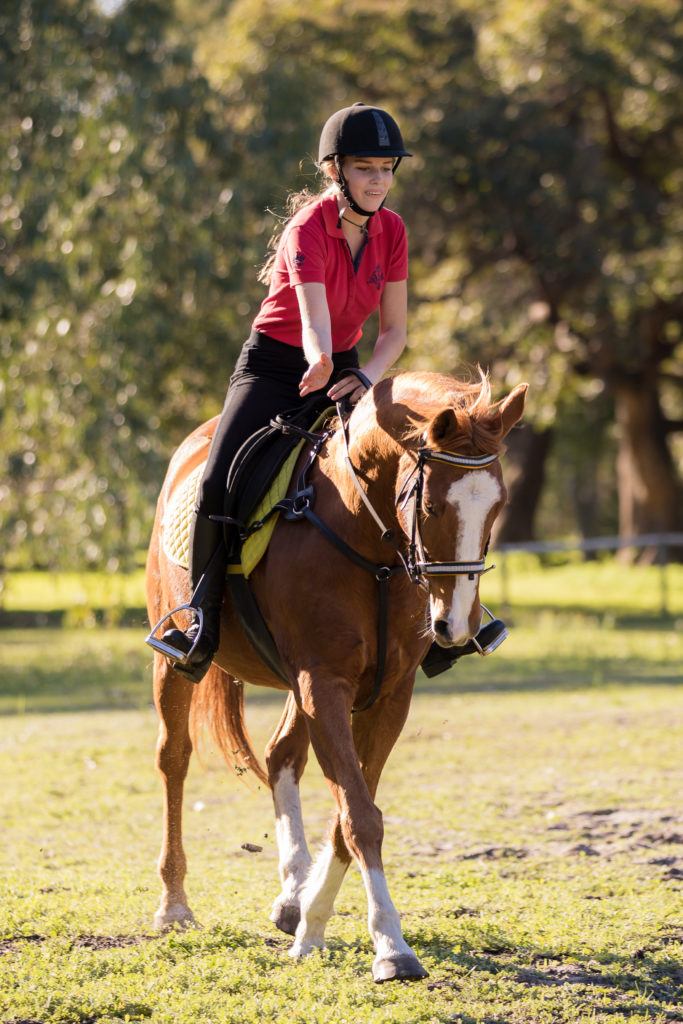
left=299, top=353, right=333, bottom=396
left=327, top=372, right=372, bottom=406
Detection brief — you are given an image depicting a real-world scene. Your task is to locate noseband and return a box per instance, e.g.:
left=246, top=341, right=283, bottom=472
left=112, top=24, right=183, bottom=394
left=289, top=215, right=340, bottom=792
left=397, top=449, right=499, bottom=586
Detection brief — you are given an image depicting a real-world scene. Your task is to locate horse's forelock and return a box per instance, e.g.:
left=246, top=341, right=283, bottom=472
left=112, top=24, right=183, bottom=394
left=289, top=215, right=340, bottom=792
left=436, top=404, right=504, bottom=456
left=394, top=370, right=502, bottom=455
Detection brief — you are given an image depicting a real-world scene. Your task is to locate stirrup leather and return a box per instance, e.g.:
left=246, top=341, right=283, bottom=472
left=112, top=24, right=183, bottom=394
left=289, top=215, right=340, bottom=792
left=145, top=604, right=205, bottom=664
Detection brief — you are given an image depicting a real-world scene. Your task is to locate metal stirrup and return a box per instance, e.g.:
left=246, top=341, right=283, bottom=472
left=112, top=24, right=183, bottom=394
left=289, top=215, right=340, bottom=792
left=145, top=605, right=205, bottom=664
left=470, top=605, right=508, bottom=656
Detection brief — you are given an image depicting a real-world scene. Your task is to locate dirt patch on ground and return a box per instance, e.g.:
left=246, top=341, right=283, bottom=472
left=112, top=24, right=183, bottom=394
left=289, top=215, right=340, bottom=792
left=0, top=932, right=155, bottom=955
left=439, top=806, right=683, bottom=882
left=546, top=807, right=683, bottom=879
left=462, top=845, right=529, bottom=860
left=516, top=959, right=615, bottom=987
left=0, top=934, right=44, bottom=955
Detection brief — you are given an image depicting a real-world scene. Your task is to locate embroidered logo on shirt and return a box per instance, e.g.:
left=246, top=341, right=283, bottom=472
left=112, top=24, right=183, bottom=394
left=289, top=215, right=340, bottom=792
left=293, top=249, right=306, bottom=268
left=368, top=264, right=384, bottom=291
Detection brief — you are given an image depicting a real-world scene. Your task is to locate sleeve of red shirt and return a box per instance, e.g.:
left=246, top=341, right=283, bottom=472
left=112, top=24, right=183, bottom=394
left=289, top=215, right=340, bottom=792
left=386, top=214, right=408, bottom=282
left=283, top=213, right=327, bottom=286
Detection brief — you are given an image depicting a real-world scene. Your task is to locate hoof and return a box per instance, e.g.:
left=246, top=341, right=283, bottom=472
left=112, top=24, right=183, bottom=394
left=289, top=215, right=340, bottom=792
left=153, top=904, right=196, bottom=931
left=271, top=903, right=301, bottom=936
left=373, top=954, right=429, bottom=984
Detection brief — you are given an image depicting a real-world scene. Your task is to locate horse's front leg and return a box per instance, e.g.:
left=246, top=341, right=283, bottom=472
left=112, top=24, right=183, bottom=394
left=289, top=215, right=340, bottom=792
left=153, top=656, right=196, bottom=930
left=265, top=693, right=312, bottom=936
left=289, top=674, right=427, bottom=982
left=350, top=685, right=428, bottom=982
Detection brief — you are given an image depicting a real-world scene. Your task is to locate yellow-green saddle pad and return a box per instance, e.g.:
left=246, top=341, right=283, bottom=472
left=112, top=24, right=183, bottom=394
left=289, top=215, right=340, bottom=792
left=162, top=412, right=330, bottom=578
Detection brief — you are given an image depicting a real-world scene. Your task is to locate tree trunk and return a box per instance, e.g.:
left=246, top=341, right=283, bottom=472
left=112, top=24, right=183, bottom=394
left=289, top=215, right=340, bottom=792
left=492, top=424, right=552, bottom=545
left=611, top=372, right=683, bottom=563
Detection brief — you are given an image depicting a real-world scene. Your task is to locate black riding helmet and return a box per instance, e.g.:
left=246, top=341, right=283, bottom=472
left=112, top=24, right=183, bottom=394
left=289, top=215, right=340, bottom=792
left=318, top=102, right=412, bottom=217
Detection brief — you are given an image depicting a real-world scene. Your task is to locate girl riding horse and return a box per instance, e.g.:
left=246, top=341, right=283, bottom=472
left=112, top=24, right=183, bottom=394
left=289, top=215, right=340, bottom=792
left=146, top=369, right=527, bottom=982
left=151, top=102, right=507, bottom=683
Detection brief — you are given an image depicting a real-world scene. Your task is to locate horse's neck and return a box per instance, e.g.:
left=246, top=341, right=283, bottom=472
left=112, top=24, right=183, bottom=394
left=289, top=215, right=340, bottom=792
left=324, top=410, right=404, bottom=522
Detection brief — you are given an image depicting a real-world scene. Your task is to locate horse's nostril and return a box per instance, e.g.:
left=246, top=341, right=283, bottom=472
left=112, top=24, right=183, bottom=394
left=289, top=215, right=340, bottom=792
left=433, top=619, right=451, bottom=641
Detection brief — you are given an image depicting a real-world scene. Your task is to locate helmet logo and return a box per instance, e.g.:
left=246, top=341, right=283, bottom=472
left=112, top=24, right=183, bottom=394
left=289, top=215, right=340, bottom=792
left=371, top=110, right=390, bottom=147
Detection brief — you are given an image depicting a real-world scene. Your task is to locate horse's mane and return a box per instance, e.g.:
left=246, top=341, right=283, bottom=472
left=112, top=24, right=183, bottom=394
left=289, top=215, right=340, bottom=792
left=376, top=368, right=506, bottom=457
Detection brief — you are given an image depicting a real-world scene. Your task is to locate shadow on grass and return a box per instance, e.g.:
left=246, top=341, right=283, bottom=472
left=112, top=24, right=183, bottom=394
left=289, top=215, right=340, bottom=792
left=3, top=655, right=680, bottom=717
left=0, top=628, right=287, bottom=717
left=507, top=605, right=681, bottom=632
left=414, top=656, right=683, bottom=698
left=2, top=619, right=681, bottom=716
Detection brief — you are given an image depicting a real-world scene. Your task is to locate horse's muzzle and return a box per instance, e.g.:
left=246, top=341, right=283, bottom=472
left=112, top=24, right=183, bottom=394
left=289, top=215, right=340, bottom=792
left=431, top=618, right=474, bottom=648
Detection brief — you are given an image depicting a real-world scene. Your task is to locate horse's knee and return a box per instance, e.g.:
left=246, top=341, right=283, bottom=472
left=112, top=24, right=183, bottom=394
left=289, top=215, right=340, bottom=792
left=329, top=818, right=353, bottom=865
left=266, top=745, right=308, bottom=787
left=339, top=803, right=384, bottom=867
left=265, top=708, right=310, bottom=784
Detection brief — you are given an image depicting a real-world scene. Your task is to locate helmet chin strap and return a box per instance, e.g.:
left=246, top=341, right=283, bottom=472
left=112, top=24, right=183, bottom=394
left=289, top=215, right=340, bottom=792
left=334, top=157, right=375, bottom=217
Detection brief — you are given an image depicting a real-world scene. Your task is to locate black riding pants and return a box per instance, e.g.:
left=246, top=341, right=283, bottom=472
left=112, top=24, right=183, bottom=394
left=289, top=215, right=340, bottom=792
left=196, top=330, right=359, bottom=516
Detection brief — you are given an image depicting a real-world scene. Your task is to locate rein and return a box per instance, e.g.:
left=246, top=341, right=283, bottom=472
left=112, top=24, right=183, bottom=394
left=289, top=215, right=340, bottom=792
left=275, top=384, right=499, bottom=713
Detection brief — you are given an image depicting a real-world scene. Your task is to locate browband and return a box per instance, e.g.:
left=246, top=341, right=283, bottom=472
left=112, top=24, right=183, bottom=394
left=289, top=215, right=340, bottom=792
left=419, top=449, right=499, bottom=469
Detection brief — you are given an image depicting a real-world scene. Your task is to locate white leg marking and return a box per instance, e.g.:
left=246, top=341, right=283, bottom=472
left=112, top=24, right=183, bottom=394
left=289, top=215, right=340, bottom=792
left=271, top=766, right=312, bottom=926
left=436, top=472, right=502, bottom=642
left=153, top=901, right=195, bottom=931
left=288, top=842, right=348, bottom=957
left=361, top=866, right=416, bottom=962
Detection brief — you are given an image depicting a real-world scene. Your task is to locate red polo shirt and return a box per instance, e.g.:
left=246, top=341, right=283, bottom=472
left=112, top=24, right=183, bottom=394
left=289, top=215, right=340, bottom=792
left=252, top=192, right=408, bottom=351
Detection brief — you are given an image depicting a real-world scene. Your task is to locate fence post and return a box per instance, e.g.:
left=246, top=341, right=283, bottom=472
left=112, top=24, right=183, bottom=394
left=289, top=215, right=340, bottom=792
left=659, top=545, right=669, bottom=616
left=499, top=552, right=511, bottom=620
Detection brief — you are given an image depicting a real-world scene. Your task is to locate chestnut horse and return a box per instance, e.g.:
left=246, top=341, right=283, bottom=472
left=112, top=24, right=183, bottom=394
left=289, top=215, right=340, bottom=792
left=146, top=370, right=527, bottom=983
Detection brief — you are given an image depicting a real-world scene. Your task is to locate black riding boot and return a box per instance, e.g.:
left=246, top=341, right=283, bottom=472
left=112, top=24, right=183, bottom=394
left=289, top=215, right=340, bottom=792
left=159, top=511, right=227, bottom=684
left=420, top=616, right=508, bottom=679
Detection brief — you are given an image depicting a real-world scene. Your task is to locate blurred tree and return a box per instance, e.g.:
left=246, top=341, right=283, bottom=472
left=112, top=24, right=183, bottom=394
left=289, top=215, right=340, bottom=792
left=0, top=0, right=245, bottom=570
left=197, top=0, right=682, bottom=552
left=410, top=0, right=683, bottom=551
left=3, top=0, right=681, bottom=572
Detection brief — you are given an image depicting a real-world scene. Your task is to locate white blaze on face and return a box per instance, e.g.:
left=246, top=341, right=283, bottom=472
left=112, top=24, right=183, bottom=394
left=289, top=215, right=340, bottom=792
left=430, top=470, right=502, bottom=644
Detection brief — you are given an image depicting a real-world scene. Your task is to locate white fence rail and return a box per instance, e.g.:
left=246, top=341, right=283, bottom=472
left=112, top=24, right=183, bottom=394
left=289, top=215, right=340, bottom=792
left=494, top=532, right=683, bottom=617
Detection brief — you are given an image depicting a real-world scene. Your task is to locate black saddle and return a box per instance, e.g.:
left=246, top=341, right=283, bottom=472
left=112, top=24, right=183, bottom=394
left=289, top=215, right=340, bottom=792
left=221, top=368, right=373, bottom=543
left=220, top=393, right=333, bottom=557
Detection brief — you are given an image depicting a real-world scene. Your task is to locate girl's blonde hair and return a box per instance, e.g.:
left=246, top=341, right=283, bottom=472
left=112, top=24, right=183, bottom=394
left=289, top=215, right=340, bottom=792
left=257, top=161, right=336, bottom=286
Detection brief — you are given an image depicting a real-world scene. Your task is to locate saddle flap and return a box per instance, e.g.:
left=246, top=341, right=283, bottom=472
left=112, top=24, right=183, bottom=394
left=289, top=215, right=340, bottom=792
left=225, top=395, right=334, bottom=528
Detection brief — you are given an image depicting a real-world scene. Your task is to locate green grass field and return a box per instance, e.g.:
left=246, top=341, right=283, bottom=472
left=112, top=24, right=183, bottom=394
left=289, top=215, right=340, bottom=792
left=0, top=560, right=681, bottom=1023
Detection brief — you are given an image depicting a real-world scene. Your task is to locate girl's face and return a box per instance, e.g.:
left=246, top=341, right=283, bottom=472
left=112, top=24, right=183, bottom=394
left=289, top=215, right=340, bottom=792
left=338, top=156, right=395, bottom=213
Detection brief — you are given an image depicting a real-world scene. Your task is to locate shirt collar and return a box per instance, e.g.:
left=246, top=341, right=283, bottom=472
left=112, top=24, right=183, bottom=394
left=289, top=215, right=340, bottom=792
left=321, top=192, right=382, bottom=238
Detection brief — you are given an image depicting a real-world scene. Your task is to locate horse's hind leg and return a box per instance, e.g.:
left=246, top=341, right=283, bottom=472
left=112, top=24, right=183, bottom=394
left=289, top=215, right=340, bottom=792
left=153, top=655, right=196, bottom=929
left=265, top=693, right=312, bottom=936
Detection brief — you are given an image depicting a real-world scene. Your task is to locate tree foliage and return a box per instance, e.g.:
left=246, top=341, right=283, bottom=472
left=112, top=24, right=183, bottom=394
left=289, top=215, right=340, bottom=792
left=1, top=0, right=245, bottom=568
left=1, top=0, right=681, bottom=570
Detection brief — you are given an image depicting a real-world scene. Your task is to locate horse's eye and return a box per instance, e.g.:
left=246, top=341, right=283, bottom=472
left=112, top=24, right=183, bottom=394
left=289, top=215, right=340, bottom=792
left=423, top=501, right=437, bottom=517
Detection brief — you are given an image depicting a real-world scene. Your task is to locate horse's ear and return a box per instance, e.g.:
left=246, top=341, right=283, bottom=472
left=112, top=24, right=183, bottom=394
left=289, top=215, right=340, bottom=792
left=497, top=383, right=528, bottom=438
left=426, top=408, right=457, bottom=447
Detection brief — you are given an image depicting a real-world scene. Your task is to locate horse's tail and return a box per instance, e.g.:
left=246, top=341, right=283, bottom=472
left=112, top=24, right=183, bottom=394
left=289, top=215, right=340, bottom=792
left=189, top=663, right=269, bottom=788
